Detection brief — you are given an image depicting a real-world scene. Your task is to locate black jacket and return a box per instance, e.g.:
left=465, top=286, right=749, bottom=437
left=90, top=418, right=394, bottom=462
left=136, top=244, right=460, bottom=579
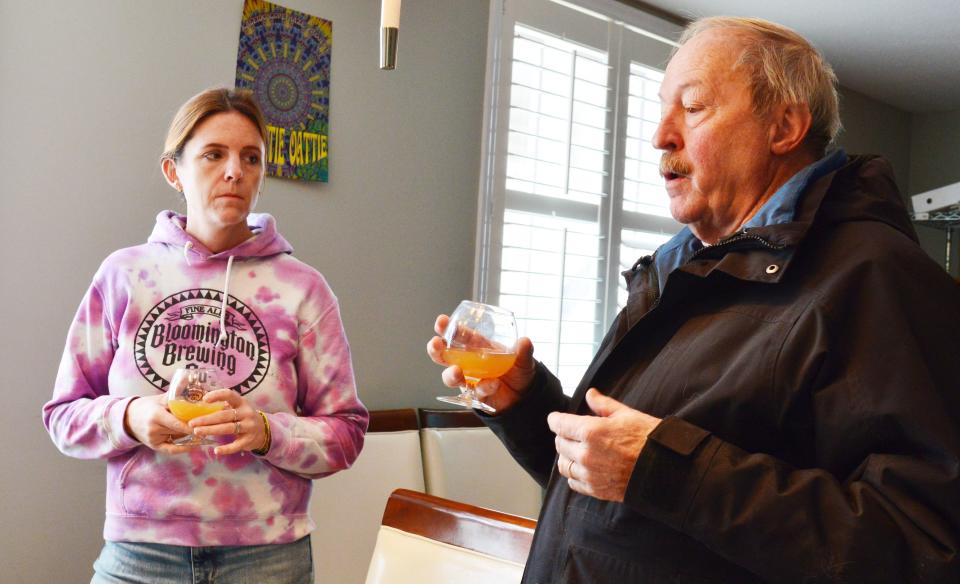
left=486, top=156, right=960, bottom=583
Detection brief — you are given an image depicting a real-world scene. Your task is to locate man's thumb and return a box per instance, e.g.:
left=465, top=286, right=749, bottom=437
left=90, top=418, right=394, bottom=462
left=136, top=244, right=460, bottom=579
left=585, top=388, right=623, bottom=417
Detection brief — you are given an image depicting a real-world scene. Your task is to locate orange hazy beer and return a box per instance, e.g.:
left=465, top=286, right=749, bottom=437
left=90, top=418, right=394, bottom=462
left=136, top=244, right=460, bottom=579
left=168, top=399, right=225, bottom=422
left=442, top=348, right=517, bottom=384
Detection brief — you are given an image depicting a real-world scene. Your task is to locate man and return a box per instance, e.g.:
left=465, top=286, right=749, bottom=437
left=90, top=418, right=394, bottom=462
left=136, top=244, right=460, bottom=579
left=429, top=16, right=960, bottom=583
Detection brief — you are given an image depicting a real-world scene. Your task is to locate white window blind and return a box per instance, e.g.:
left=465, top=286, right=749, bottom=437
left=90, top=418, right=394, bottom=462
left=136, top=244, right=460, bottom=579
left=477, top=0, right=683, bottom=393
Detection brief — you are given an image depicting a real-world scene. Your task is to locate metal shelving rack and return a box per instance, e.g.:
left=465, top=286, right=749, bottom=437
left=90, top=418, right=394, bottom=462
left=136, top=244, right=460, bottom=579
left=911, top=206, right=960, bottom=274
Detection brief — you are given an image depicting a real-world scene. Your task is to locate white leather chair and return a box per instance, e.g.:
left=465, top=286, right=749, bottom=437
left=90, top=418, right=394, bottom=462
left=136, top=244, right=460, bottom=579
left=418, top=409, right=542, bottom=519
left=364, top=488, right=536, bottom=584
left=310, top=409, right=425, bottom=584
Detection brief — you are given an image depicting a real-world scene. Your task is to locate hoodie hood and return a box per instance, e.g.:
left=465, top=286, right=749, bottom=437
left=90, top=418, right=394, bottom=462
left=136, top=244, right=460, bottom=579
left=147, top=210, right=294, bottom=260
left=147, top=210, right=295, bottom=348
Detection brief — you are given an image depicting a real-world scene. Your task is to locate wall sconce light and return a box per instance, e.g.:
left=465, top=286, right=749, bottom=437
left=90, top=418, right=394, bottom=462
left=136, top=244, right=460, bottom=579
left=380, top=0, right=401, bottom=70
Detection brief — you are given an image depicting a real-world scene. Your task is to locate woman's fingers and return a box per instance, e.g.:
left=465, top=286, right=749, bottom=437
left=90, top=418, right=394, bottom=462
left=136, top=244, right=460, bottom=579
left=128, top=395, right=191, bottom=447
left=182, top=390, right=267, bottom=456
left=158, top=408, right=192, bottom=436
left=190, top=389, right=247, bottom=431
left=191, top=391, right=245, bottom=433
left=155, top=442, right=195, bottom=455
left=202, top=388, right=242, bottom=407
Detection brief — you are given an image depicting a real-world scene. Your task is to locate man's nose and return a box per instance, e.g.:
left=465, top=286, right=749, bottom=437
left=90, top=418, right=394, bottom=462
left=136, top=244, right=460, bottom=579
left=651, top=114, right=678, bottom=152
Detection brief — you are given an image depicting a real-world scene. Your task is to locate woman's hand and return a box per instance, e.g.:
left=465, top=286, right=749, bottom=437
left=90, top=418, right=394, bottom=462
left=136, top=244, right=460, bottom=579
left=426, top=314, right=537, bottom=414
left=124, top=395, right=194, bottom=454
left=189, top=389, right=269, bottom=456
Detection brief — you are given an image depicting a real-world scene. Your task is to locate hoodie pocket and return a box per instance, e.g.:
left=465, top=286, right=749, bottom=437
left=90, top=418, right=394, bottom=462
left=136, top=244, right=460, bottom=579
left=119, top=448, right=204, bottom=518
left=117, top=447, right=148, bottom=515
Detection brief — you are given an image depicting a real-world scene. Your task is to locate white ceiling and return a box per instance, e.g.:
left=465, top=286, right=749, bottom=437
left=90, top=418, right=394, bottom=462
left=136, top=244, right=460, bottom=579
left=639, top=0, right=960, bottom=113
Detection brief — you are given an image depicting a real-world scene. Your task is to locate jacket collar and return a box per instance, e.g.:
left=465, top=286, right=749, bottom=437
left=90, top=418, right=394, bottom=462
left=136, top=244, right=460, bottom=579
left=662, top=151, right=863, bottom=286
left=644, top=150, right=847, bottom=290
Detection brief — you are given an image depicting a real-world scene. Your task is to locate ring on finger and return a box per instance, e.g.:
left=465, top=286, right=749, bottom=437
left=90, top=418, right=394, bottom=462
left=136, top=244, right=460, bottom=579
left=232, top=408, right=238, bottom=423
left=234, top=420, right=241, bottom=435
left=565, top=458, right=575, bottom=478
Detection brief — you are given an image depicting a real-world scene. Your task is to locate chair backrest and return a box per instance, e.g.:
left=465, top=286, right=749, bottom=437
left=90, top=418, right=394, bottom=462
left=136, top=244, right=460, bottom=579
left=365, top=488, right=537, bottom=584
left=310, top=409, right=424, bottom=584
left=418, top=409, right=542, bottom=519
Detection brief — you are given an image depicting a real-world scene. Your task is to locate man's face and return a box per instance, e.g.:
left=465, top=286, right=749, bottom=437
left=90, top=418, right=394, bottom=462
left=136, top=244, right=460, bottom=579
left=653, top=30, right=775, bottom=242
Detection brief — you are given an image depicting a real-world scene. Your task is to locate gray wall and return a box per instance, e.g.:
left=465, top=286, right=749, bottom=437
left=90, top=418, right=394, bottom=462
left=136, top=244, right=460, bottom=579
left=909, top=110, right=960, bottom=277
left=835, top=87, right=912, bottom=194
left=831, top=88, right=960, bottom=278
left=0, top=0, right=936, bottom=581
left=0, top=0, right=487, bottom=581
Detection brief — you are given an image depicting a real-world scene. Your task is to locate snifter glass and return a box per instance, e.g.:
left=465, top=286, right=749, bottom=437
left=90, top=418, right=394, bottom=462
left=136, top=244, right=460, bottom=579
left=165, top=367, right=225, bottom=446
left=438, top=300, right=518, bottom=414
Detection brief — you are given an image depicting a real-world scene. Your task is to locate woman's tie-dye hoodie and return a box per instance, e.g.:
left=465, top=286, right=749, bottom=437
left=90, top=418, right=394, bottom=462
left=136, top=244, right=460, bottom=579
left=43, top=210, right=368, bottom=547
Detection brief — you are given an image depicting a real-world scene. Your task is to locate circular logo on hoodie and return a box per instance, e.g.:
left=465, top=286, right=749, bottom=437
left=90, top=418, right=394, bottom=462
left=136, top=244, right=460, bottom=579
left=134, top=288, right=271, bottom=394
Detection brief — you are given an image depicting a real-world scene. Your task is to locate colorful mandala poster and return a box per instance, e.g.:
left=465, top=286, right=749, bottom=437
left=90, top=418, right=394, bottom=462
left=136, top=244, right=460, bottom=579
left=235, top=0, right=331, bottom=182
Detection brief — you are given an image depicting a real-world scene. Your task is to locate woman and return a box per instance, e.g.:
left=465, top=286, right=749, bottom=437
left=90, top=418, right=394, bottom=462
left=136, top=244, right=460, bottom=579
left=43, top=88, right=368, bottom=583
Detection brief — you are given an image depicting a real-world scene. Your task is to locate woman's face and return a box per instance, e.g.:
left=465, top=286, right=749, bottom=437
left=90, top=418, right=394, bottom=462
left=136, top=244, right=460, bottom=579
left=164, top=111, right=265, bottom=242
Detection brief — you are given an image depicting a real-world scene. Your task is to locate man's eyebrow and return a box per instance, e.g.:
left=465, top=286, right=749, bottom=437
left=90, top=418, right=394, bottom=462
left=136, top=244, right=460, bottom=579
left=658, top=80, right=703, bottom=102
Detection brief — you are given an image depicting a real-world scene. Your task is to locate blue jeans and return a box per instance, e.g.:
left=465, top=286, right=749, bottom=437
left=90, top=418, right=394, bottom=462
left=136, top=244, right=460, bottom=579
left=91, top=535, right=313, bottom=584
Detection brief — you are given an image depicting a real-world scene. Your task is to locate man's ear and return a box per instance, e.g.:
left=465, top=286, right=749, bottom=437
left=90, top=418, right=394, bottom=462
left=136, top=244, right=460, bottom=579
left=161, top=157, right=182, bottom=192
left=769, top=103, right=813, bottom=156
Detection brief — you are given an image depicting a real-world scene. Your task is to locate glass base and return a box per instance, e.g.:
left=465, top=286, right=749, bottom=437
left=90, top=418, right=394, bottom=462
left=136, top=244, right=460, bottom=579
left=171, top=433, right=218, bottom=447
left=436, top=394, right=496, bottom=414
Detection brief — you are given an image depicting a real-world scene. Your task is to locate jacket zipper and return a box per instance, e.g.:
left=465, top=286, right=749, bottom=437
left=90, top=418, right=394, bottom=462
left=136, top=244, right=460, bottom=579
left=637, top=230, right=786, bottom=310
left=689, top=230, right=786, bottom=261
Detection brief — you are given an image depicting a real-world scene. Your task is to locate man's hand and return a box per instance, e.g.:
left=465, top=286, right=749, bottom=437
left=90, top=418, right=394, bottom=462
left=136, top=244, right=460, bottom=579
left=548, top=388, right=661, bottom=502
left=426, top=314, right=537, bottom=413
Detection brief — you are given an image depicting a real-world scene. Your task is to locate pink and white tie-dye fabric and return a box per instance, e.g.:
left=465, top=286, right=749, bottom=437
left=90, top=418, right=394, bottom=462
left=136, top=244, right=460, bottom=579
left=43, top=211, right=368, bottom=546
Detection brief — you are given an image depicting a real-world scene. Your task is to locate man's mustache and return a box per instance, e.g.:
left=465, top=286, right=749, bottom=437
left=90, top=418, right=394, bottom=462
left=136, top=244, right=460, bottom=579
left=659, top=154, right=692, bottom=178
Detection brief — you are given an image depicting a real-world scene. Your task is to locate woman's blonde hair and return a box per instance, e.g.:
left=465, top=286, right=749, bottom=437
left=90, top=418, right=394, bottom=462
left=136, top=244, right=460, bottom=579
left=160, top=87, right=268, bottom=163
left=680, top=17, right=841, bottom=155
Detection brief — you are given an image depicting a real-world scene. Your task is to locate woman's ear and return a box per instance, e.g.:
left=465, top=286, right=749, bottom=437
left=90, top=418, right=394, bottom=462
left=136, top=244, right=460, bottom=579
left=769, top=103, right=813, bottom=156
left=161, top=158, right=182, bottom=192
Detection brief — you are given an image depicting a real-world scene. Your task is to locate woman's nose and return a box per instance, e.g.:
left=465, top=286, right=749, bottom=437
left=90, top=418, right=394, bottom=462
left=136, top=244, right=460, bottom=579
left=224, top=154, right=244, bottom=181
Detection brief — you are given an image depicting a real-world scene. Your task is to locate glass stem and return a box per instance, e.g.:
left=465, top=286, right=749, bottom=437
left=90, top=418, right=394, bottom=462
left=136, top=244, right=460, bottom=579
left=462, top=378, right=479, bottom=403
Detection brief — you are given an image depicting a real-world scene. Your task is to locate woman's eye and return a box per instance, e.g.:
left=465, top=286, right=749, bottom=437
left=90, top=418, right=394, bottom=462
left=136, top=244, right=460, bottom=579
left=246, top=155, right=261, bottom=164
left=203, top=151, right=222, bottom=160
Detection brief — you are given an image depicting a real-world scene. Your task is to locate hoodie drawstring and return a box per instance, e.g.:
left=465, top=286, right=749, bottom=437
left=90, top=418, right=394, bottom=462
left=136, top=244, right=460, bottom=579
left=184, top=240, right=233, bottom=348
left=217, top=255, right=235, bottom=348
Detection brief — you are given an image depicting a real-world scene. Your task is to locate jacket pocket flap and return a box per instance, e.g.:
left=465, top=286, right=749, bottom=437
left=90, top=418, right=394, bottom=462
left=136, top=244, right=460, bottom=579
left=648, top=416, right=710, bottom=456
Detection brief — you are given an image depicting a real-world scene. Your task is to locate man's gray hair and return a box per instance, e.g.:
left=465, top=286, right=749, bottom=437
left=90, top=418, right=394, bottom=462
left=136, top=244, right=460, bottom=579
left=680, top=17, right=842, bottom=155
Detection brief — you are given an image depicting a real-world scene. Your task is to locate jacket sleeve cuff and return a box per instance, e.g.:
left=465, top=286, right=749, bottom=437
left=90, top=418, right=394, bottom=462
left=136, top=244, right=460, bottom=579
left=478, top=362, right=568, bottom=486
left=480, top=362, right=566, bottom=427
left=105, top=396, right=141, bottom=452
left=623, top=415, right=721, bottom=529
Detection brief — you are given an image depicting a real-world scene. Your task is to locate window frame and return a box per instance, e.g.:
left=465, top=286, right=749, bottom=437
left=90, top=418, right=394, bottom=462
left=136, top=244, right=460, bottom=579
left=474, top=0, right=683, bottom=391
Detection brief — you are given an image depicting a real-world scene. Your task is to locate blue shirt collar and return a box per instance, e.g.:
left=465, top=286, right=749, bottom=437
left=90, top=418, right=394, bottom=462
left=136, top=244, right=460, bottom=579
left=648, top=149, right=848, bottom=292
left=742, top=148, right=847, bottom=230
